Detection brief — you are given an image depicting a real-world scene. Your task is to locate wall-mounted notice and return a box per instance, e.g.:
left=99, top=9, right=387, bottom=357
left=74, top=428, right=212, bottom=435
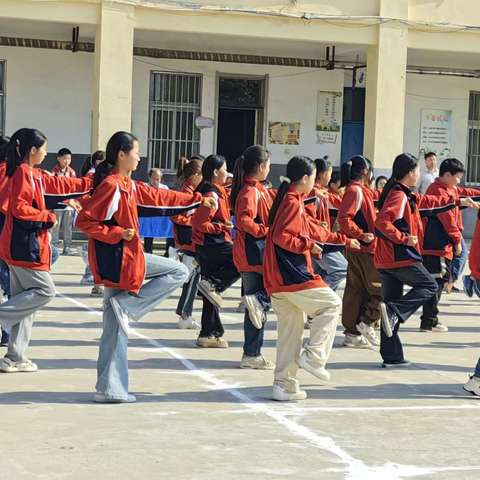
left=268, top=122, right=301, bottom=145
left=316, top=91, right=342, bottom=144
left=419, top=109, right=452, bottom=159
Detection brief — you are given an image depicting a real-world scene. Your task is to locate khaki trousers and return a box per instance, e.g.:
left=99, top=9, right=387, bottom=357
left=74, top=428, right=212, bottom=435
left=272, top=287, right=341, bottom=390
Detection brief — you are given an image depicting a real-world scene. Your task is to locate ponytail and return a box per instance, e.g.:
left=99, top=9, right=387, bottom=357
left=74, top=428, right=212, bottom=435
left=93, top=131, right=137, bottom=191
left=340, top=155, right=372, bottom=187
left=377, top=153, right=418, bottom=211
left=230, top=145, right=270, bottom=209
left=268, top=155, right=315, bottom=226
left=6, top=128, right=47, bottom=177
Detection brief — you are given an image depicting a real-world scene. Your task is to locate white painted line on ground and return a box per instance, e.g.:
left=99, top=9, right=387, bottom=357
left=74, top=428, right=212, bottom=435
left=55, top=291, right=480, bottom=480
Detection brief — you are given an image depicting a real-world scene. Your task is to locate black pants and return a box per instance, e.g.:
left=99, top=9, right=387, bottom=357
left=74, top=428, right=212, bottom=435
left=144, top=237, right=154, bottom=254
left=420, top=255, right=451, bottom=330
left=379, top=263, right=437, bottom=363
left=196, top=243, right=240, bottom=338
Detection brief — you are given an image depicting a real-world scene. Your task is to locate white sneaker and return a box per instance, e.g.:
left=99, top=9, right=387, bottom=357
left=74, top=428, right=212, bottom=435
left=196, top=336, right=229, bottom=348
left=94, top=393, right=137, bottom=403
left=110, top=297, right=130, bottom=336
left=0, top=357, right=38, bottom=373
left=297, top=351, right=331, bottom=382
left=464, top=375, right=480, bottom=396
left=240, top=354, right=274, bottom=370
left=242, top=294, right=264, bottom=329
left=343, top=333, right=372, bottom=349
left=198, top=280, right=223, bottom=309
left=356, top=322, right=380, bottom=346
left=272, top=382, right=307, bottom=401
left=433, top=323, right=449, bottom=333
left=177, top=316, right=200, bottom=330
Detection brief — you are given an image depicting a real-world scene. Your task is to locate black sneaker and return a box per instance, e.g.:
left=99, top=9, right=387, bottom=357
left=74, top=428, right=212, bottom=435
left=380, top=302, right=399, bottom=338
left=382, top=360, right=411, bottom=368
left=0, top=330, right=9, bottom=346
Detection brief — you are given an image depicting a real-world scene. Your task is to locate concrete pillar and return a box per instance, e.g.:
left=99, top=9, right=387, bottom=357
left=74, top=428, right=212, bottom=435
left=364, top=0, right=408, bottom=172
left=92, top=2, right=134, bottom=151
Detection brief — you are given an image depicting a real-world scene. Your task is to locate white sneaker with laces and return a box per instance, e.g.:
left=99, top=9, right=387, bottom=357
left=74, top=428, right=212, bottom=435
left=110, top=297, right=130, bottom=336
left=198, top=280, right=223, bottom=309
left=177, top=316, right=200, bottom=330
left=343, top=333, right=372, bottom=349
left=240, top=354, right=274, bottom=370
left=464, top=375, right=480, bottom=396
left=272, top=382, right=307, bottom=402
left=297, top=351, right=331, bottom=382
left=356, top=322, right=380, bottom=346
left=242, top=294, right=264, bottom=329
left=0, top=357, right=38, bottom=373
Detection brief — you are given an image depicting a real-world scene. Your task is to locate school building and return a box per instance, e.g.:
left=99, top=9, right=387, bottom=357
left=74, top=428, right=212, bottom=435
left=2, top=0, right=480, bottom=229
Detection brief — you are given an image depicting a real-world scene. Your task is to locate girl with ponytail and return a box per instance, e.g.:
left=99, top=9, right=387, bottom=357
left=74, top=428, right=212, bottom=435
left=76, top=131, right=215, bottom=402
left=264, top=156, right=360, bottom=401
left=231, top=145, right=274, bottom=370
left=337, top=155, right=382, bottom=349
left=375, top=153, right=476, bottom=367
left=0, top=128, right=92, bottom=373
left=172, top=157, right=203, bottom=330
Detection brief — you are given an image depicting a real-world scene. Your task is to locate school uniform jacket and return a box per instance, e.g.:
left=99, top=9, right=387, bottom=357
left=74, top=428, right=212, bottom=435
left=77, top=174, right=202, bottom=293
left=469, top=212, right=480, bottom=280
left=52, top=165, right=76, bottom=178
left=233, top=178, right=272, bottom=273
left=328, top=189, right=343, bottom=227
left=264, top=188, right=352, bottom=295
left=337, top=181, right=377, bottom=254
left=192, top=184, right=232, bottom=247
left=0, top=163, right=92, bottom=271
left=171, top=180, right=198, bottom=253
left=374, top=182, right=458, bottom=270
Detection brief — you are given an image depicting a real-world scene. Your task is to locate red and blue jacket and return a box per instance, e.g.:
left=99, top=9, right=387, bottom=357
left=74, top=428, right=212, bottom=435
left=338, top=181, right=377, bottom=254
left=171, top=180, right=198, bottom=254
left=192, top=184, right=232, bottom=247
left=77, top=174, right=201, bottom=293
left=374, top=182, right=458, bottom=270
left=233, top=178, right=272, bottom=273
left=0, top=163, right=91, bottom=271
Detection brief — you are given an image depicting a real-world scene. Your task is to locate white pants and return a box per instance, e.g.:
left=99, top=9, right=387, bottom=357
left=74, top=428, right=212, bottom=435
left=272, top=287, right=340, bottom=390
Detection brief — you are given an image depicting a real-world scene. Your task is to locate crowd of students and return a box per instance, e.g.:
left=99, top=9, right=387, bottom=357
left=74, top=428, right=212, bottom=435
left=0, top=128, right=480, bottom=403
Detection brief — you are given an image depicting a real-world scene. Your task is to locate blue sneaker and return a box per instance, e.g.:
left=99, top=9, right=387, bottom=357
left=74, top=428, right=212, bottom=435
left=463, top=276, right=474, bottom=298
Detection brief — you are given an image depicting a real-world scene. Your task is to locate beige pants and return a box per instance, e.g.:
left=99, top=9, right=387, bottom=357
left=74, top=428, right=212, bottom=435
left=272, top=287, right=341, bottom=390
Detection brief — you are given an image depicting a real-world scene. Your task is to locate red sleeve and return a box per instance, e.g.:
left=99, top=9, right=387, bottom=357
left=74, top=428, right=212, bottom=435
left=458, top=186, right=480, bottom=198
left=11, top=167, right=55, bottom=224
left=272, top=197, right=314, bottom=254
left=191, top=191, right=224, bottom=236
left=307, top=216, right=347, bottom=245
left=76, top=182, right=124, bottom=244
left=337, top=187, right=365, bottom=239
left=134, top=181, right=201, bottom=209
left=235, top=188, right=268, bottom=238
left=375, top=190, right=409, bottom=245
left=418, top=193, right=456, bottom=210
left=42, top=172, right=92, bottom=195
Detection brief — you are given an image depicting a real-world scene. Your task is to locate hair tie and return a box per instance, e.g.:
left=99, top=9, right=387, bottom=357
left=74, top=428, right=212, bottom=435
left=279, top=176, right=291, bottom=184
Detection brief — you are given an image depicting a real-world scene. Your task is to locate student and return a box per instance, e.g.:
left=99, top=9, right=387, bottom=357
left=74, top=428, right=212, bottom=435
left=231, top=145, right=274, bottom=369
left=375, top=175, right=388, bottom=193
left=305, top=158, right=347, bottom=292
left=76, top=131, right=213, bottom=403
left=51, top=148, right=77, bottom=255
left=79, top=150, right=106, bottom=296
left=264, top=156, right=359, bottom=401
left=421, top=158, right=480, bottom=332
left=375, top=153, right=475, bottom=367
left=0, top=128, right=92, bottom=373
left=143, top=168, right=170, bottom=255
left=337, top=155, right=382, bottom=348
left=192, top=154, right=240, bottom=349
left=327, top=169, right=344, bottom=229
left=172, top=157, right=203, bottom=330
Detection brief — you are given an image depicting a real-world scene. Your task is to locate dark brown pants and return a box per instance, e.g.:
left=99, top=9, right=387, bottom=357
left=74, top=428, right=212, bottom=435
left=342, top=250, right=382, bottom=335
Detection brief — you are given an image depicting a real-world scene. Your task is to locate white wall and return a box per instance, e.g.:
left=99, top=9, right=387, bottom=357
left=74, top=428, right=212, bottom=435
left=0, top=46, right=93, bottom=153
left=404, top=74, right=480, bottom=164
left=132, top=57, right=344, bottom=166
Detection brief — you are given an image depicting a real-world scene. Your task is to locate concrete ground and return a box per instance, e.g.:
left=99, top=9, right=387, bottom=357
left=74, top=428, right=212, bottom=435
left=1, top=255, right=480, bottom=480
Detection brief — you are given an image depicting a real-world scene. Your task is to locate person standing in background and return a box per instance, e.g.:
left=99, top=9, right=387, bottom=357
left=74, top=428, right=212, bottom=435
left=418, top=152, right=439, bottom=194
left=51, top=148, right=77, bottom=255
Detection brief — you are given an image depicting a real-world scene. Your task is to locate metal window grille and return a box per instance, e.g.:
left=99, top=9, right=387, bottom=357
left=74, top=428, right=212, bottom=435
left=466, top=91, right=480, bottom=184
left=0, top=61, right=5, bottom=137
left=148, top=72, right=201, bottom=171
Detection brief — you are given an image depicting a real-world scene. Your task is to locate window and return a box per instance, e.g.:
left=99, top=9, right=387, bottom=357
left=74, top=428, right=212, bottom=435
left=148, top=72, right=201, bottom=171
left=466, top=91, right=480, bottom=184
left=0, top=61, right=5, bottom=136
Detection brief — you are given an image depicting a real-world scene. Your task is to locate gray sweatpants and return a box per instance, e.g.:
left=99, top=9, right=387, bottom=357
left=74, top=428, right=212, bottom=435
left=0, top=266, right=56, bottom=362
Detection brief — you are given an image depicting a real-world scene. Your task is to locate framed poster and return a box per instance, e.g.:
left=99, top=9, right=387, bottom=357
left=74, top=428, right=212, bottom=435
left=268, top=122, right=301, bottom=145
left=419, top=109, right=452, bottom=159
left=316, top=91, right=342, bottom=144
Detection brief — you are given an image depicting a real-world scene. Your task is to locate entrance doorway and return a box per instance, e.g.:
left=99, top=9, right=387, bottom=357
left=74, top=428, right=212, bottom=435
left=216, top=76, right=266, bottom=171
